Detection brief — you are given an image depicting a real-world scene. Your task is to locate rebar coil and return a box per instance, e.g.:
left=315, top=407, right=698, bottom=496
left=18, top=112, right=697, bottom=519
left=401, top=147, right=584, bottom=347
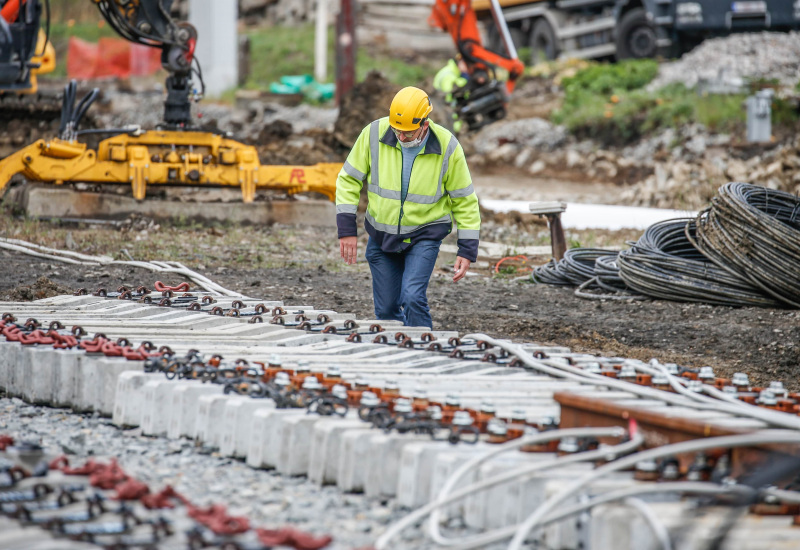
left=691, top=182, right=800, bottom=308
left=618, top=218, right=779, bottom=308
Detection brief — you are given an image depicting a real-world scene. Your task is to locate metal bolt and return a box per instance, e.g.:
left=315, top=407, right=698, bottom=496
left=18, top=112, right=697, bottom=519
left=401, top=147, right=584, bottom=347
left=487, top=418, right=507, bottom=436
left=452, top=411, right=473, bottom=426
left=269, top=353, right=282, bottom=366
left=698, top=366, right=715, bottom=380
left=732, top=372, right=750, bottom=387
left=444, top=393, right=461, bottom=407
left=427, top=405, right=442, bottom=421
left=326, top=365, right=341, bottom=378
left=385, top=379, right=399, bottom=391
left=758, top=389, right=778, bottom=406
left=584, top=362, right=602, bottom=374
left=768, top=381, right=787, bottom=397
left=480, top=399, right=495, bottom=414
left=558, top=437, right=580, bottom=454
left=302, top=377, right=322, bottom=391
left=274, top=372, right=290, bottom=387
left=722, top=385, right=738, bottom=395
left=618, top=365, right=637, bottom=379
left=332, top=385, right=348, bottom=400
left=412, top=386, right=428, bottom=400
left=652, top=374, right=669, bottom=386
left=360, top=391, right=380, bottom=407
left=394, top=398, right=412, bottom=414
left=635, top=459, right=658, bottom=473
left=687, top=380, right=704, bottom=393
left=296, top=360, right=310, bottom=373
left=665, top=363, right=680, bottom=375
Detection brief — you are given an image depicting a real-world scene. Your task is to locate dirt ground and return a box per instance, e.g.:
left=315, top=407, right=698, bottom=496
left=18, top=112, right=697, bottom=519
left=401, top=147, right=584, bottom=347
left=1, top=72, right=798, bottom=393
left=1, top=226, right=797, bottom=390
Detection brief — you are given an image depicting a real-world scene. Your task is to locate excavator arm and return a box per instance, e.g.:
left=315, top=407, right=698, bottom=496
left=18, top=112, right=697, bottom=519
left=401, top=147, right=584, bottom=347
left=429, top=0, right=524, bottom=94
left=93, top=0, right=199, bottom=127
left=429, top=0, right=524, bottom=130
left=0, top=1, right=340, bottom=205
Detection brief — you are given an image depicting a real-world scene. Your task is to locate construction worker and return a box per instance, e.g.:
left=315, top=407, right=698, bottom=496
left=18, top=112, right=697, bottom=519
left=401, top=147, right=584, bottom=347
left=336, top=86, right=481, bottom=329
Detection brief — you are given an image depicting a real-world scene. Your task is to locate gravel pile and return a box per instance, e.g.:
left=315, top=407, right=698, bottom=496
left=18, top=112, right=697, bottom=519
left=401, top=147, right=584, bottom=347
left=469, top=117, right=568, bottom=154
left=94, top=86, right=338, bottom=142
left=649, top=32, right=800, bottom=90
left=0, top=397, right=423, bottom=549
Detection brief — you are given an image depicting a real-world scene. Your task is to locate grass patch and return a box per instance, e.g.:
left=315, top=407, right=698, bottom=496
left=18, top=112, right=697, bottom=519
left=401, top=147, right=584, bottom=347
left=554, top=60, right=799, bottom=145
left=243, top=24, right=441, bottom=91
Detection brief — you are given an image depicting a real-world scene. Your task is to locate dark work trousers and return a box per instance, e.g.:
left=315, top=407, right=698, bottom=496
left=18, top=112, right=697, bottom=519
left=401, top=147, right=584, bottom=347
left=365, top=236, right=441, bottom=329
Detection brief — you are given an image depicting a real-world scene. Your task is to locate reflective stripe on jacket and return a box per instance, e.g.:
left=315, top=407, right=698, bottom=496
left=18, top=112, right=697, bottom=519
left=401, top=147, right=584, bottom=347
left=335, top=117, right=481, bottom=261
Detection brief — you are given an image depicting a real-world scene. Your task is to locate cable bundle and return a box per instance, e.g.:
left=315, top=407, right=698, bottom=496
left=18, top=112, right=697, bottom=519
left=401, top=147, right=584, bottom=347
left=593, top=254, right=627, bottom=292
left=618, top=218, right=778, bottom=307
left=532, top=248, right=617, bottom=286
left=692, top=182, right=800, bottom=308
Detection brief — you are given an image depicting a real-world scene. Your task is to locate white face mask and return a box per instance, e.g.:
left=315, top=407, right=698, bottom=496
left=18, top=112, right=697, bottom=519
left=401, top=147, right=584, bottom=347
left=398, top=135, right=424, bottom=148
left=393, top=123, right=427, bottom=149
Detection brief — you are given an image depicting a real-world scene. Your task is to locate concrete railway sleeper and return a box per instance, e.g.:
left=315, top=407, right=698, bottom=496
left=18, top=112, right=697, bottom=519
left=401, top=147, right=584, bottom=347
left=3, top=290, right=800, bottom=548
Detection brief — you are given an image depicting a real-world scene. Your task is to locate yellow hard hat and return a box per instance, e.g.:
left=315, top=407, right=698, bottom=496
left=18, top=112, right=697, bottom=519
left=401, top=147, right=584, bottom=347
left=389, top=87, right=433, bottom=132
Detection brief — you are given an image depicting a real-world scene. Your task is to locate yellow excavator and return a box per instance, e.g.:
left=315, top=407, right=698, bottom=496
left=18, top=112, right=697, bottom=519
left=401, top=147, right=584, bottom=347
left=0, top=0, right=339, bottom=204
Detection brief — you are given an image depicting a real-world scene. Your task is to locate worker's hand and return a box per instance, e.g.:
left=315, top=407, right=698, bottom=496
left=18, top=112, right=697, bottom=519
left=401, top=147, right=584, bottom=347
left=340, top=236, right=358, bottom=265
left=453, top=256, right=471, bottom=282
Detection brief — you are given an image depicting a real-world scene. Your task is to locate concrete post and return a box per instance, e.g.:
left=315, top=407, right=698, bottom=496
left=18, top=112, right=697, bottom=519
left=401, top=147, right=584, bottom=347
left=189, top=0, right=238, bottom=97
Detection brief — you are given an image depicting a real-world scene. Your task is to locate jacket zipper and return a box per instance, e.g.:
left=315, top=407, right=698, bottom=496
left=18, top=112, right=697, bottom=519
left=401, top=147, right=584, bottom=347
left=398, top=153, right=419, bottom=234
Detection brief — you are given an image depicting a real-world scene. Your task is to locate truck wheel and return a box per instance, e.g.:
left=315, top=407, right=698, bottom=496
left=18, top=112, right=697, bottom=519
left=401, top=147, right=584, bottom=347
left=486, top=24, right=527, bottom=57
left=616, top=7, right=657, bottom=59
left=530, top=18, right=559, bottom=63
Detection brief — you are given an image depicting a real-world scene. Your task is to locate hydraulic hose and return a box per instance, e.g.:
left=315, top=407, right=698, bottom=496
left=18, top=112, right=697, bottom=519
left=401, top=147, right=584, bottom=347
left=427, top=427, right=632, bottom=548
left=0, top=237, right=249, bottom=298
left=532, top=248, right=617, bottom=286
left=692, top=182, right=800, bottom=308
left=374, top=427, right=640, bottom=549
left=617, top=218, right=778, bottom=307
left=507, top=430, right=800, bottom=550
left=467, top=333, right=800, bottom=431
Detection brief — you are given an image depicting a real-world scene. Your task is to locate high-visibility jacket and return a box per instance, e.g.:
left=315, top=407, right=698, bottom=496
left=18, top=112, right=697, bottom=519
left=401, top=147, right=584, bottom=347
left=335, top=117, right=481, bottom=261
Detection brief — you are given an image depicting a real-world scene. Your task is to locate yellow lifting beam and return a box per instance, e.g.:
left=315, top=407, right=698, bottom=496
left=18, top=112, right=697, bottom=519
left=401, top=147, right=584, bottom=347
left=0, top=130, right=341, bottom=203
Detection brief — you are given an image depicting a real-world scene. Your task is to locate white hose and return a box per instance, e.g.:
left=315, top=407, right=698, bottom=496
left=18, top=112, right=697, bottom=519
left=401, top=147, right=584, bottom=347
left=375, top=427, right=640, bottom=549
left=467, top=333, right=800, bottom=431
left=0, top=237, right=249, bottom=298
left=621, top=497, right=673, bottom=550
left=632, top=359, right=800, bottom=431
left=507, top=430, right=800, bottom=550
left=540, top=482, right=758, bottom=550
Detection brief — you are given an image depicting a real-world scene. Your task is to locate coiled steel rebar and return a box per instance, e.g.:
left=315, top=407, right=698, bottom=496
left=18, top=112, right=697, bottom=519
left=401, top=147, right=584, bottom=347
left=618, top=218, right=779, bottom=307
left=691, top=182, right=800, bottom=308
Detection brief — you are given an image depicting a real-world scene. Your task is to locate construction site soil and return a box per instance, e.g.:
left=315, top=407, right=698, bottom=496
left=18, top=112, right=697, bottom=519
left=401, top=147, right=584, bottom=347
left=1, top=233, right=798, bottom=391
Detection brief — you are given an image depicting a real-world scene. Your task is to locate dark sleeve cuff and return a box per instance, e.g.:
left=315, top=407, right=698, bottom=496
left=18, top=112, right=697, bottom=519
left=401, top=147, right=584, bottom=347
left=337, top=213, right=358, bottom=238
left=456, top=239, right=478, bottom=262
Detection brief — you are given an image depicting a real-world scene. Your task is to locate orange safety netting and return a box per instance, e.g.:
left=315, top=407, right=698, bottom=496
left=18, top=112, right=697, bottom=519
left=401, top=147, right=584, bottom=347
left=67, top=36, right=162, bottom=80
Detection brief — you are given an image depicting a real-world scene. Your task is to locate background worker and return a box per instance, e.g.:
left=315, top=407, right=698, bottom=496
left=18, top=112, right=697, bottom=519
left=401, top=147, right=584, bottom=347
left=336, top=86, right=481, bottom=329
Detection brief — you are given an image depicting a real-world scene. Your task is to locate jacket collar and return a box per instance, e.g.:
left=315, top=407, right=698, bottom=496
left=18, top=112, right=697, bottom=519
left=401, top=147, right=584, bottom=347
left=379, top=123, right=442, bottom=155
